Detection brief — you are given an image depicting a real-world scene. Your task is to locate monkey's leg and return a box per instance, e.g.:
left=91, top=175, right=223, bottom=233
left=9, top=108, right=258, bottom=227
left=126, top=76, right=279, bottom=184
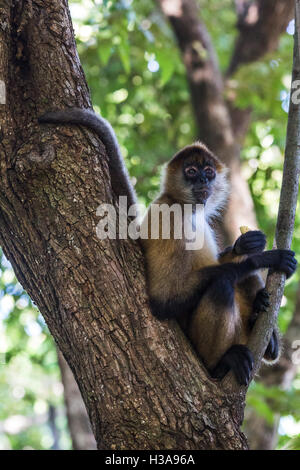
left=189, top=273, right=254, bottom=386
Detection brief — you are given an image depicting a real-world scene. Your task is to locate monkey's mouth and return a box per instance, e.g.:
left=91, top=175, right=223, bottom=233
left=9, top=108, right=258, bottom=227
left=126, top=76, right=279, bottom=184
left=193, top=188, right=211, bottom=204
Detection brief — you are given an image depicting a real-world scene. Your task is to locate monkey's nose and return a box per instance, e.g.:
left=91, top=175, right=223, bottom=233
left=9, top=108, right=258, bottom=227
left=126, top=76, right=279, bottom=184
left=199, top=176, right=208, bottom=184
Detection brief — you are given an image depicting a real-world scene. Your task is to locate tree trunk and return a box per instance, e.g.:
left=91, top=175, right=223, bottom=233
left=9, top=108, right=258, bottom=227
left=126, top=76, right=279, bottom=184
left=57, top=350, right=97, bottom=450
left=157, top=0, right=294, bottom=244
left=0, top=0, right=248, bottom=450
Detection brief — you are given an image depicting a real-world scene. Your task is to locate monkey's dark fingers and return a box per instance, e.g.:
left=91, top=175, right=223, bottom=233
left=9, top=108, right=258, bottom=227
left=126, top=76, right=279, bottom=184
left=253, top=288, right=270, bottom=314
left=275, top=250, right=297, bottom=278
left=234, top=231, right=266, bottom=255
left=240, top=231, right=266, bottom=242
left=210, top=361, right=229, bottom=381
left=258, top=289, right=270, bottom=299
left=211, top=345, right=254, bottom=386
left=216, top=349, right=250, bottom=386
left=230, top=352, right=251, bottom=386
left=264, top=331, right=279, bottom=361
left=222, top=352, right=245, bottom=385
left=234, top=347, right=254, bottom=386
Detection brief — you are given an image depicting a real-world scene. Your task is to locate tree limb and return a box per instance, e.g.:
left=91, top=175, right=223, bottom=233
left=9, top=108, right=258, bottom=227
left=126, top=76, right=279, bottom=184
left=248, top=0, right=300, bottom=376
left=228, top=0, right=294, bottom=76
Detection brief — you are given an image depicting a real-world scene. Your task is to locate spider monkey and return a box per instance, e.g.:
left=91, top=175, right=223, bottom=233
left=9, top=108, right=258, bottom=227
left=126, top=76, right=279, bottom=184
left=39, top=107, right=297, bottom=386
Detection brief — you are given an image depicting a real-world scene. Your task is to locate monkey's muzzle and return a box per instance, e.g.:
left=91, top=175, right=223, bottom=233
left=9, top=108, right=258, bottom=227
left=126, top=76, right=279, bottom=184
left=193, top=188, right=211, bottom=204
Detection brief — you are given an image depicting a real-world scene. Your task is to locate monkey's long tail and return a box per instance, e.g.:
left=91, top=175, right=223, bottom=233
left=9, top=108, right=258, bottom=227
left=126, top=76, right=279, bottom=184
left=38, top=107, right=136, bottom=206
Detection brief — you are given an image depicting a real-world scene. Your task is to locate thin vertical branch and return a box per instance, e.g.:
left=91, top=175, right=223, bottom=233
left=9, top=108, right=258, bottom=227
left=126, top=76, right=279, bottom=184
left=248, top=0, right=300, bottom=375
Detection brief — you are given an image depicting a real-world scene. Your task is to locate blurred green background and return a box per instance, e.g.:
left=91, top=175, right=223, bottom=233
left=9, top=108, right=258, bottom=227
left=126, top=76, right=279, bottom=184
left=0, top=0, right=299, bottom=450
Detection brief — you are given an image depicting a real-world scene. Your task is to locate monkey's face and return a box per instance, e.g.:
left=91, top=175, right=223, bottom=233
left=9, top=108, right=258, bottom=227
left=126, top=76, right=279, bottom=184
left=163, top=142, right=229, bottom=217
left=183, top=159, right=216, bottom=204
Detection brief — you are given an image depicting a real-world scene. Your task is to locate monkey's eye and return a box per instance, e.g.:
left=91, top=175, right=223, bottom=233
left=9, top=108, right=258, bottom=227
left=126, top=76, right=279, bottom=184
left=185, top=166, right=198, bottom=177
left=204, top=167, right=216, bottom=179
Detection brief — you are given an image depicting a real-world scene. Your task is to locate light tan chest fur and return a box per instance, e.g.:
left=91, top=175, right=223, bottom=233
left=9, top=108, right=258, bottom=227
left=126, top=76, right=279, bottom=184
left=190, top=222, right=219, bottom=270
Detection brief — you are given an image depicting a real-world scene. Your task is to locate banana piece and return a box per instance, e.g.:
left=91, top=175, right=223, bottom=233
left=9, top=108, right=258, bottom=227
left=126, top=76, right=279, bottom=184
left=240, top=225, right=251, bottom=234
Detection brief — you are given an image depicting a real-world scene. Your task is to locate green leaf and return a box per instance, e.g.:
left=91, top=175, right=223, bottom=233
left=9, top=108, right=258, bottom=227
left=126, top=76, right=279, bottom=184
left=98, top=40, right=113, bottom=66
left=118, top=42, right=131, bottom=74
left=156, top=49, right=175, bottom=86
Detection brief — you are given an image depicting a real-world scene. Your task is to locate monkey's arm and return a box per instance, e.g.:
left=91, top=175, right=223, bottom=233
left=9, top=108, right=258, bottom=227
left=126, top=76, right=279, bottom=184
left=38, top=108, right=136, bottom=207
left=149, top=249, right=297, bottom=320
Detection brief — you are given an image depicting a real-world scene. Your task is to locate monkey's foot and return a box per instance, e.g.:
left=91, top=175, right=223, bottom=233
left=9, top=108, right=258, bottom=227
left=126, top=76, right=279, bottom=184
left=210, top=345, right=254, bottom=386
left=233, top=230, right=266, bottom=255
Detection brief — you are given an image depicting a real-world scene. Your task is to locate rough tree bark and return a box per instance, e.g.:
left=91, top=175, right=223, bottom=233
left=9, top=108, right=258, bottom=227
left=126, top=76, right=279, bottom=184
left=57, top=350, right=97, bottom=449
left=0, top=0, right=250, bottom=450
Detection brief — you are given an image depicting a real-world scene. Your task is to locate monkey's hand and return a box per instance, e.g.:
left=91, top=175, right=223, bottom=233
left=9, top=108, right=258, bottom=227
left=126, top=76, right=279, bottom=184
left=249, top=288, right=270, bottom=328
left=233, top=230, right=266, bottom=256
left=249, top=289, right=279, bottom=361
left=261, top=249, right=297, bottom=279
left=210, top=345, right=254, bottom=386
